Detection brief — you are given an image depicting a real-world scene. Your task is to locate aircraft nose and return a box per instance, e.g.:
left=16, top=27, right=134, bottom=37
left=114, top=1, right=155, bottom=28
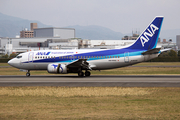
left=8, top=59, right=13, bottom=66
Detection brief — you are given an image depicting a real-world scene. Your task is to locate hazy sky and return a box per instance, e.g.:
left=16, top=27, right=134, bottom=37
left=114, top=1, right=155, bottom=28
left=0, top=0, right=180, bottom=34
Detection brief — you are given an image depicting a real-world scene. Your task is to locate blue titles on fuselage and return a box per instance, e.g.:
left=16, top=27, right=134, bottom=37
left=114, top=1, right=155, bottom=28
left=36, top=52, right=51, bottom=55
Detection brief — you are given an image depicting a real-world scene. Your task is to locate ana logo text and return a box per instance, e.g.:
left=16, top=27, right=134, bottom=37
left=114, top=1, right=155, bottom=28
left=36, top=52, right=51, bottom=55
left=140, top=24, right=159, bottom=47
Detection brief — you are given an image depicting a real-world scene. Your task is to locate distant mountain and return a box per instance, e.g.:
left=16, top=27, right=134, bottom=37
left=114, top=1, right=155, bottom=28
left=0, top=12, right=179, bottom=42
left=0, top=12, right=51, bottom=38
left=67, top=25, right=123, bottom=40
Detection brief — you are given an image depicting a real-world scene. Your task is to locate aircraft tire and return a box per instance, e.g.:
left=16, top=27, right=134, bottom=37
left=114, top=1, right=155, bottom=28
left=26, top=72, right=30, bottom=77
left=78, top=72, right=84, bottom=77
left=85, top=71, right=91, bottom=77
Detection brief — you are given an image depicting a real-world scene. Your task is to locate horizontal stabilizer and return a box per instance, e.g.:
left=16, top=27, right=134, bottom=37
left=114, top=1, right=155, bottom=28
left=142, top=48, right=161, bottom=55
left=160, top=48, right=172, bottom=53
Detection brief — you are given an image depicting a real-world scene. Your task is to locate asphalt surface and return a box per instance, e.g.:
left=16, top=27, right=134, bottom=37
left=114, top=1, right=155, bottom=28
left=0, top=75, right=180, bottom=87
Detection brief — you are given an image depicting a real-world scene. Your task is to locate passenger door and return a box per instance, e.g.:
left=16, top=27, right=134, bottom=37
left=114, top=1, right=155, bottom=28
left=28, top=52, right=34, bottom=63
left=124, top=52, right=129, bottom=63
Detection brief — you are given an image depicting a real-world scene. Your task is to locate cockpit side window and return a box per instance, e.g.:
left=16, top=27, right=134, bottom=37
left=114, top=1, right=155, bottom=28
left=16, top=56, right=22, bottom=59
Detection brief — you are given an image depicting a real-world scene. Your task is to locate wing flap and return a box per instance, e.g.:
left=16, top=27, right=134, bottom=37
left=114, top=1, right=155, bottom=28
left=67, top=59, right=91, bottom=70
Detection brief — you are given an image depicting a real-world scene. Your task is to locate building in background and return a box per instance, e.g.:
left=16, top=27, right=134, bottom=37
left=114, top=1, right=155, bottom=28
left=20, top=23, right=75, bottom=39
left=30, top=23, right=37, bottom=31
left=0, top=23, right=76, bottom=55
left=176, top=35, right=180, bottom=50
left=20, top=23, right=37, bottom=38
left=20, top=29, right=34, bottom=38
left=0, top=22, right=178, bottom=55
left=0, top=38, right=82, bottom=55
left=34, top=27, right=75, bottom=39
left=122, top=30, right=139, bottom=40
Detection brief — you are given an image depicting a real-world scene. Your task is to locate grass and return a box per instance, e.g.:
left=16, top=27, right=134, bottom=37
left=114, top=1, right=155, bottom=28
left=1, top=63, right=180, bottom=119
left=1, top=62, right=180, bottom=75
left=0, top=87, right=180, bottom=119
left=0, top=87, right=149, bottom=97
left=0, top=63, right=11, bottom=66
left=132, top=62, right=180, bottom=66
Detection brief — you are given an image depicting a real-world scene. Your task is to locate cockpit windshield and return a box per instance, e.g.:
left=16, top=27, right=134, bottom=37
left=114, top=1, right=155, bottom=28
left=16, top=55, right=22, bottom=59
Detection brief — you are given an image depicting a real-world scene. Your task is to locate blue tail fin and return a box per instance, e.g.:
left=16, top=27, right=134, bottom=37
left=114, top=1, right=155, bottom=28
left=128, top=16, right=164, bottom=50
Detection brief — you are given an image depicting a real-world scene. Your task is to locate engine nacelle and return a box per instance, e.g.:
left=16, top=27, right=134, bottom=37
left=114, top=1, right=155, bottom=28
left=47, top=63, right=67, bottom=74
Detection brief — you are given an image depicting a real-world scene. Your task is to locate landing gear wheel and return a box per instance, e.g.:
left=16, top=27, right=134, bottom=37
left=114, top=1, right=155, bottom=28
left=85, top=71, right=91, bottom=77
left=26, top=72, right=30, bottom=77
left=78, top=72, right=84, bottom=77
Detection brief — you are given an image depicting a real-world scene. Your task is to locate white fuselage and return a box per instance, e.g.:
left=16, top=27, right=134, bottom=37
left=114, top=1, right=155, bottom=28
left=8, top=49, right=159, bottom=71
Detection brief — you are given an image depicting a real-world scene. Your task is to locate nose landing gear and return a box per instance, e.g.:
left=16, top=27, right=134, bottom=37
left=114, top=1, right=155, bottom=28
left=26, top=70, right=30, bottom=77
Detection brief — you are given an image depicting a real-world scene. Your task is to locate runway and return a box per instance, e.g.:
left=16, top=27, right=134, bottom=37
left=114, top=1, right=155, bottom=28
left=0, top=75, right=180, bottom=87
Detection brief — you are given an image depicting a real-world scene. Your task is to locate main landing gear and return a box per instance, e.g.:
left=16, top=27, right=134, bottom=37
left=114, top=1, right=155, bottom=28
left=26, top=70, right=30, bottom=77
left=78, top=71, right=91, bottom=77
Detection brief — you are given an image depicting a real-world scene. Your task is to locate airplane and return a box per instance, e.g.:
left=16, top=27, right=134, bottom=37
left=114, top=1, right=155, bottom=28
left=8, top=16, right=165, bottom=77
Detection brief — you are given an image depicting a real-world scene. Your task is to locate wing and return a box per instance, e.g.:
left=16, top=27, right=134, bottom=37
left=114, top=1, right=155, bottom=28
left=66, top=59, right=91, bottom=70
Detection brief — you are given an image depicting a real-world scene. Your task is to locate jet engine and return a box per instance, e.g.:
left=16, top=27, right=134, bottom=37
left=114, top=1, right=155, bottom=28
left=47, top=63, right=67, bottom=74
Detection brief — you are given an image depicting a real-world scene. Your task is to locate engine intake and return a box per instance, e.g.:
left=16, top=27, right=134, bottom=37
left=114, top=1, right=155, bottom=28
left=47, top=63, right=67, bottom=74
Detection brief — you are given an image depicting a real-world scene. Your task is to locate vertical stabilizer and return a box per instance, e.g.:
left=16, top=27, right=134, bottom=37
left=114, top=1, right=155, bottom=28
left=129, top=16, right=164, bottom=50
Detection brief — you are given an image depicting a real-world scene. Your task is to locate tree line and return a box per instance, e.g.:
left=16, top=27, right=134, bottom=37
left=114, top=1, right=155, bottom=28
left=149, top=50, right=180, bottom=62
